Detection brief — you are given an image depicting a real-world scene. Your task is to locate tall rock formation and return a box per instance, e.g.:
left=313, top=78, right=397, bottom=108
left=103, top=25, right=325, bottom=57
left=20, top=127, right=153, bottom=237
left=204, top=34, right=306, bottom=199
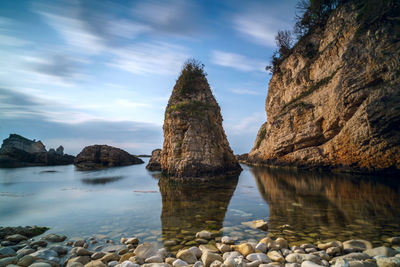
left=160, top=60, right=241, bottom=178
left=249, top=2, right=400, bottom=173
left=146, top=149, right=161, bottom=171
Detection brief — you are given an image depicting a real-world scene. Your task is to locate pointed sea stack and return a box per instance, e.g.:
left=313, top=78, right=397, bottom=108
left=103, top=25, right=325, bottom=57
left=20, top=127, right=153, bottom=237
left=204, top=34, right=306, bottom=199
left=160, top=59, right=241, bottom=178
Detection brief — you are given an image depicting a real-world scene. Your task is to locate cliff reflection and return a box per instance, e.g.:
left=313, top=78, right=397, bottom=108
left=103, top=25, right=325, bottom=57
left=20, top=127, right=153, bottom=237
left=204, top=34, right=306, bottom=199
left=158, top=176, right=238, bottom=252
left=252, top=167, right=400, bottom=244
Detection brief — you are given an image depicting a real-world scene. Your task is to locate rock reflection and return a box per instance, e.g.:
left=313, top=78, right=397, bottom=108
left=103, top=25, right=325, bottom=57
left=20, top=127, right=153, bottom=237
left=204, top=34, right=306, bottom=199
left=158, top=175, right=239, bottom=252
left=81, top=176, right=124, bottom=185
left=252, top=167, right=400, bottom=245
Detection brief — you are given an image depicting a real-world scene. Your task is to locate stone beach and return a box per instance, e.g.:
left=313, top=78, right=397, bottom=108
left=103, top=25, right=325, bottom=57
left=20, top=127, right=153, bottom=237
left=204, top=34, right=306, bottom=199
left=1, top=226, right=399, bottom=267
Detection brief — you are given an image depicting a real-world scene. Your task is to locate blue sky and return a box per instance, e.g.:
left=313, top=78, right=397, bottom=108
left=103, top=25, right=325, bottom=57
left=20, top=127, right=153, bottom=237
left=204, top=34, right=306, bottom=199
left=0, top=0, right=297, bottom=155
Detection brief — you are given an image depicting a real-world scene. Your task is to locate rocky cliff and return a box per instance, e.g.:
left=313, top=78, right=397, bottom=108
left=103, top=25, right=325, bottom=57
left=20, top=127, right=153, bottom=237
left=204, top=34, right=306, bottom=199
left=74, top=145, right=144, bottom=170
left=249, top=2, right=400, bottom=173
left=146, top=148, right=161, bottom=171
left=160, top=60, right=241, bottom=178
left=0, top=134, right=74, bottom=168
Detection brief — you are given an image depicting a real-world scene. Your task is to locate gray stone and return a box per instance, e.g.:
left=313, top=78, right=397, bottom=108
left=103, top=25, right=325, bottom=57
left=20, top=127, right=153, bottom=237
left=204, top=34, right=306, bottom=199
left=117, top=261, right=140, bottom=267
left=282, top=249, right=292, bottom=257
left=0, top=246, right=16, bottom=256
left=173, top=259, right=189, bottom=267
left=196, top=231, right=212, bottom=240
left=17, top=255, right=35, bottom=267
left=210, top=260, right=222, bottom=267
left=364, top=247, right=399, bottom=257
left=30, top=249, right=59, bottom=262
left=301, top=261, right=325, bottom=267
left=348, top=261, right=378, bottom=267
left=91, top=252, right=106, bottom=260
left=73, top=240, right=87, bottom=248
left=188, top=247, right=202, bottom=259
left=76, top=247, right=92, bottom=256
left=343, top=241, right=372, bottom=253
left=125, top=238, right=139, bottom=245
left=223, top=251, right=242, bottom=261
left=0, top=256, right=18, bottom=267
left=50, top=245, right=68, bottom=256
left=109, top=261, right=119, bottom=267
left=5, top=234, right=28, bottom=242
left=17, top=248, right=36, bottom=257
left=285, top=264, right=301, bottom=267
left=375, top=256, right=400, bottom=267
left=311, top=251, right=330, bottom=261
left=318, top=241, right=342, bottom=250
left=331, top=253, right=371, bottom=264
left=134, top=243, right=156, bottom=260
left=177, top=249, right=197, bottom=264
left=66, top=262, right=84, bottom=267
left=222, top=237, right=234, bottom=245
left=201, top=251, right=223, bottom=267
left=327, top=247, right=342, bottom=256
left=145, top=256, right=164, bottom=263
left=246, top=253, right=271, bottom=263
left=29, top=263, right=52, bottom=267
left=102, top=245, right=126, bottom=253
left=193, top=261, right=204, bottom=267
left=255, top=243, right=267, bottom=253
left=267, top=251, right=284, bottom=263
left=41, top=234, right=67, bottom=243
left=285, top=254, right=322, bottom=264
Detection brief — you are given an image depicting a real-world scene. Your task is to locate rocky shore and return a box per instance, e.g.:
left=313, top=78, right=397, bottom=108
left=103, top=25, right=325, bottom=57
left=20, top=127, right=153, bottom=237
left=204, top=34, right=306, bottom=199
left=1, top=226, right=399, bottom=267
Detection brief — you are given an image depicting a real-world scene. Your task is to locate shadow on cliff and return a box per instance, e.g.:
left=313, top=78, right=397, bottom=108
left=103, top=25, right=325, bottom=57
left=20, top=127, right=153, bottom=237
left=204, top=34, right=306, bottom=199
left=158, top=175, right=239, bottom=252
left=251, top=167, right=400, bottom=244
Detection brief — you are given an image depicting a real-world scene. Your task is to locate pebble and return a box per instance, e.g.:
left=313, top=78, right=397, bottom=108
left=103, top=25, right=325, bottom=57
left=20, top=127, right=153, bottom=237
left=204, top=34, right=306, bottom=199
left=235, top=243, right=254, bottom=257
left=0, top=256, right=18, bottom=267
left=327, top=247, right=341, bottom=256
left=267, top=251, right=285, bottom=263
left=255, top=243, right=267, bottom=253
left=173, top=259, right=188, bottom=267
left=41, top=234, right=67, bottom=243
left=0, top=246, right=16, bottom=256
left=221, top=236, right=234, bottom=245
left=50, top=245, right=68, bottom=255
left=73, top=240, right=88, bottom=248
left=364, top=246, right=399, bottom=257
left=117, top=261, right=140, bottom=267
left=301, top=261, right=325, bottom=267
left=5, top=234, right=28, bottom=242
left=134, top=243, right=157, bottom=260
left=246, top=253, right=271, bottom=263
left=101, top=253, right=120, bottom=263
left=216, top=243, right=231, bottom=253
left=188, top=246, right=202, bottom=258
left=125, top=238, right=139, bottom=245
left=30, top=240, right=48, bottom=248
left=85, top=260, right=107, bottom=267
left=318, top=241, right=342, bottom=250
left=193, top=261, right=204, bottom=267
left=196, top=231, right=212, bottom=240
left=209, top=260, right=222, bottom=267
left=76, top=247, right=92, bottom=256
left=29, top=263, right=52, bottom=267
left=201, top=251, right=223, bottom=267
left=30, top=248, right=59, bottom=262
left=67, top=256, right=91, bottom=265
left=330, top=253, right=370, bottom=264
left=145, top=256, right=164, bottom=263
left=375, top=256, right=400, bottom=267
left=17, top=255, right=35, bottom=267
left=343, top=240, right=372, bottom=252
left=177, top=249, right=197, bottom=264
left=109, top=261, right=119, bottom=267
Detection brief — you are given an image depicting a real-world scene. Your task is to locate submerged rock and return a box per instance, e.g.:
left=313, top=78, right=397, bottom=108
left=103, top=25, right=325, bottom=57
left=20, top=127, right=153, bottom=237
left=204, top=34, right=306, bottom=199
left=160, top=60, right=241, bottom=178
left=146, top=149, right=162, bottom=171
left=74, top=145, right=144, bottom=170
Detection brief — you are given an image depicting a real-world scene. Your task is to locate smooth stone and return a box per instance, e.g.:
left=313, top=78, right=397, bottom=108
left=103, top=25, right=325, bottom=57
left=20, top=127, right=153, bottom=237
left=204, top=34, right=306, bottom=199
left=193, top=261, right=204, bottom=267
left=388, top=237, right=400, bottom=245
left=41, top=234, right=67, bottom=243
left=77, top=248, right=93, bottom=256
left=17, top=255, right=35, bottom=267
left=101, top=253, right=120, bottom=263
left=285, top=254, right=322, bottom=264
left=311, top=251, right=330, bottom=261
left=343, top=241, right=372, bottom=253
left=305, top=248, right=317, bottom=253
left=327, top=247, right=341, bottom=256
left=217, top=243, right=231, bottom=253
left=189, top=247, right=202, bottom=258
left=276, top=238, right=288, bottom=249
left=165, top=258, right=177, bottom=265
left=73, top=240, right=87, bottom=248
left=375, top=256, right=400, bottom=267
left=260, top=264, right=279, bottom=267
left=118, top=249, right=129, bottom=256
left=84, top=260, right=107, bottom=267
left=50, top=245, right=68, bottom=256
left=109, top=261, right=119, bottom=267
left=235, top=243, right=254, bottom=257
left=66, top=262, right=84, bottom=267
left=134, top=243, right=156, bottom=260
left=157, top=248, right=168, bottom=259
left=201, top=251, right=223, bottom=267
left=364, top=247, right=399, bottom=257
left=173, top=259, right=188, bottom=267
left=141, top=264, right=171, bottom=267
left=301, top=244, right=317, bottom=250
left=241, top=220, right=268, bottom=231
left=31, top=240, right=48, bottom=248
left=224, top=255, right=246, bottom=267
left=0, top=246, right=16, bottom=256
left=255, top=243, right=267, bottom=253
left=164, top=241, right=178, bottom=247
left=318, top=241, right=342, bottom=250
left=348, top=260, right=378, bottom=267
left=285, top=264, right=301, bottom=267
left=30, top=249, right=59, bottom=262
left=177, top=249, right=197, bottom=264
left=246, top=253, right=271, bottom=263
left=67, top=256, right=91, bottom=265
left=102, top=246, right=126, bottom=253
left=118, top=253, right=134, bottom=262
left=92, top=252, right=106, bottom=260
left=223, top=251, right=242, bottom=261
left=210, top=260, right=222, bottom=267
left=330, top=253, right=371, bottom=264
left=222, top=237, right=234, bottom=245
left=196, top=231, right=212, bottom=240
left=267, top=251, right=284, bottom=263
left=6, top=234, right=28, bottom=242
left=145, top=256, right=164, bottom=263
left=125, top=238, right=139, bottom=245
left=281, top=249, right=291, bottom=257
left=0, top=256, right=18, bottom=267
left=117, top=261, right=139, bottom=267
left=29, top=263, right=52, bottom=267
left=199, top=245, right=219, bottom=254
left=301, top=261, right=324, bottom=267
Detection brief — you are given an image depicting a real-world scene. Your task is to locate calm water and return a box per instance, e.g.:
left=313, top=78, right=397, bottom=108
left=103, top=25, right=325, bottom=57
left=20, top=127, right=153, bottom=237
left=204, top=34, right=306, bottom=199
left=1, top=159, right=399, bottom=252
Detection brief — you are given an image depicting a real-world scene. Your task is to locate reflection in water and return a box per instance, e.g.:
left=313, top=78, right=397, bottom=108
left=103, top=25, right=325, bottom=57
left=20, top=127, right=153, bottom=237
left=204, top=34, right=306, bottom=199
left=158, top=176, right=239, bottom=252
left=81, top=176, right=124, bottom=185
left=252, top=167, right=400, bottom=245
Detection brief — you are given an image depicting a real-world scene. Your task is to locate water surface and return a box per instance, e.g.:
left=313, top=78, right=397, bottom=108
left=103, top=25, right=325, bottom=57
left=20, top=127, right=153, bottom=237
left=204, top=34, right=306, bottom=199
left=0, top=160, right=399, bottom=251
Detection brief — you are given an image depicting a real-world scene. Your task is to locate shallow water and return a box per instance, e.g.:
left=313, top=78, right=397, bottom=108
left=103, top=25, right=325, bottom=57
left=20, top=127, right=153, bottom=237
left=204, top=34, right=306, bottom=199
left=0, top=159, right=399, bottom=251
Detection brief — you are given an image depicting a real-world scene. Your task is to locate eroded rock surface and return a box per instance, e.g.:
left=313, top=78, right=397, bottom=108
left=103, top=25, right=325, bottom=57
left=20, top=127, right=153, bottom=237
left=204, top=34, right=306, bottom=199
left=146, top=149, right=162, bottom=171
left=249, top=3, right=400, bottom=173
left=160, top=60, right=241, bottom=178
left=74, top=145, right=144, bottom=170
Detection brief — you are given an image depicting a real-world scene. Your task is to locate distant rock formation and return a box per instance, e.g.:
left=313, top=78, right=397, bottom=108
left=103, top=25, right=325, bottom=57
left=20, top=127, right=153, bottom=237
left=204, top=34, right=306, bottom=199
left=249, top=2, right=400, bottom=173
left=74, top=145, right=144, bottom=170
left=0, top=134, right=74, bottom=168
left=146, top=149, right=161, bottom=171
left=160, top=60, right=241, bottom=178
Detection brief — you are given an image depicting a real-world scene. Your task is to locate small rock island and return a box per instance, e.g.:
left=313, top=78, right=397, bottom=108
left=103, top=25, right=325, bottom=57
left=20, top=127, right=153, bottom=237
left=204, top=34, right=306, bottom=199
left=0, top=134, right=74, bottom=168
left=159, top=60, right=241, bottom=178
left=74, top=145, right=144, bottom=170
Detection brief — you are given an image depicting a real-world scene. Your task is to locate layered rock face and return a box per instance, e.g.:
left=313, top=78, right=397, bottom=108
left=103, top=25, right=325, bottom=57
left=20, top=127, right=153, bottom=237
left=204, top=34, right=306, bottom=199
left=146, top=149, right=161, bottom=171
left=74, top=145, right=144, bottom=170
left=0, top=134, right=74, bottom=168
left=249, top=3, right=400, bottom=173
left=160, top=61, right=241, bottom=178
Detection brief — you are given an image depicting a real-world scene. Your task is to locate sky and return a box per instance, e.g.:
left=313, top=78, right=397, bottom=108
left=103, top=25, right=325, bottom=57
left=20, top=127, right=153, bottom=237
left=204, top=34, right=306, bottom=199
left=0, top=0, right=297, bottom=155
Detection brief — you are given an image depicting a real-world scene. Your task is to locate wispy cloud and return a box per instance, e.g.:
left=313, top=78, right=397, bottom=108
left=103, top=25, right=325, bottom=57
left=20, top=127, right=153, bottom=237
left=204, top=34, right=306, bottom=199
left=227, top=112, right=266, bottom=134
left=230, top=89, right=263, bottom=96
left=0, top=17, right=31, bottom=47
left=110, top=42, right=189, bottom=75
left=211, top=50, right=267, bottom=72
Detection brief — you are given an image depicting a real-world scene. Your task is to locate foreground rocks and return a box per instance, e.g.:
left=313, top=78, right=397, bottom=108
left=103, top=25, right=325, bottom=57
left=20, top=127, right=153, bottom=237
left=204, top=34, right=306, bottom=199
left=160, top=60, right=242, bottom=178
left=146, top=149, right=162, bottom=171
left=1, top=226, right=399, bottom=267
left=0, top=134, right=74, bottom=168
left=74, top=145, right=144, bottom=170
left=248, top=2, right=400, bottom=173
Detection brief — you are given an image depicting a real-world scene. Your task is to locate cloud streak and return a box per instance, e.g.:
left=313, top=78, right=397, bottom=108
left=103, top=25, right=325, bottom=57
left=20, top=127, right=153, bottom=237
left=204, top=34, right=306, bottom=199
left=211, top=50, right=267, bottom=72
